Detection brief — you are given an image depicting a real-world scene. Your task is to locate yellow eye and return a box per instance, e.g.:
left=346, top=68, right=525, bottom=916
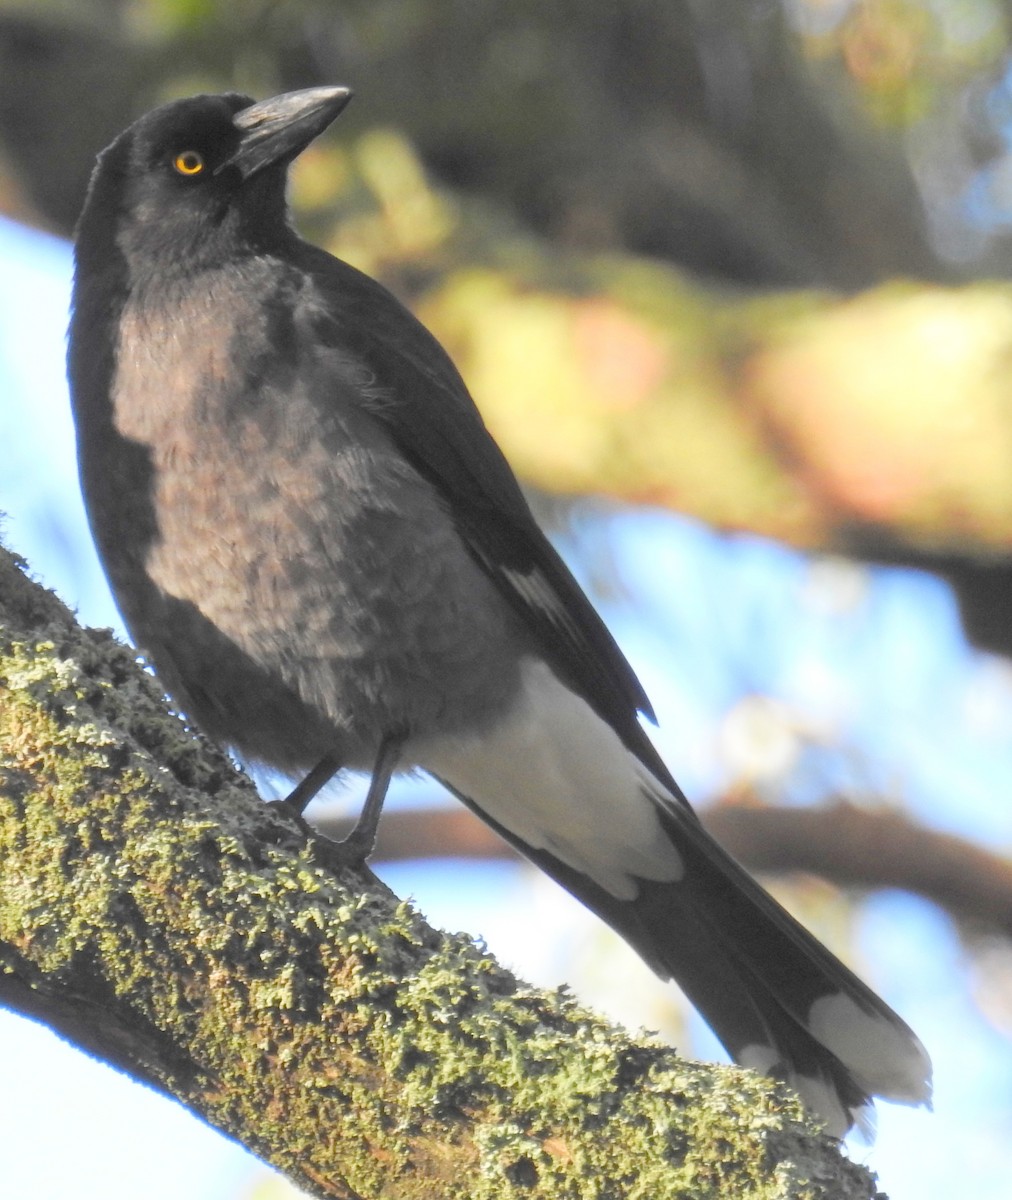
left=173, top=150, right=205, bottom=176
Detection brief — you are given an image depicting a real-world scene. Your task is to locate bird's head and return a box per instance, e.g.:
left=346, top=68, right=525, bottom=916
left=74, top=86, right=352, bottom=279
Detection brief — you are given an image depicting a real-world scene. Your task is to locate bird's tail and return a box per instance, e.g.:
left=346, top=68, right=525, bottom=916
left=453, top=782, right=932, bottom=1137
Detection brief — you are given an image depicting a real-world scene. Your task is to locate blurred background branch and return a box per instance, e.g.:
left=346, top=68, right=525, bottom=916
left=318, top=798, right=1012, bottom=940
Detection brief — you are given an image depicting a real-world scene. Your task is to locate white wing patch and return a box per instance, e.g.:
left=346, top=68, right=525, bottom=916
left=501, top=566, right=572, bottom=628
left=417, top=657, right=682, bottom=900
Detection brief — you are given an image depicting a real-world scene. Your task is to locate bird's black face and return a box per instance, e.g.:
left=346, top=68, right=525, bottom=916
left=118, top=94, right=252, bottom=236
left=76, top=87, right=352, bottom=278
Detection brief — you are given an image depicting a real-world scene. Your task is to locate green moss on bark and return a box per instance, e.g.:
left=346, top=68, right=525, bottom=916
left=0, top=546, right=879, bottom=1199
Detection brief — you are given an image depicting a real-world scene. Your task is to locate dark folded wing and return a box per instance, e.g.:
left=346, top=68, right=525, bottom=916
left=302, top=247, right=681, bottom=789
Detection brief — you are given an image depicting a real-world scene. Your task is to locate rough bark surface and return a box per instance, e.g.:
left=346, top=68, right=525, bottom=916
left=0, top=544, right=880, bottom=1199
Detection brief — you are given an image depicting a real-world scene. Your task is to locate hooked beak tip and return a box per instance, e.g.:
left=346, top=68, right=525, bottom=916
left=224, top=86, right=353, bottom=178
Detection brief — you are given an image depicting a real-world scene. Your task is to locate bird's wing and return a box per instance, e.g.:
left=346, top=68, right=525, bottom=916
left=300, top=252, right=933, bottom=1136
left=303, top=248, right=680, bottom=789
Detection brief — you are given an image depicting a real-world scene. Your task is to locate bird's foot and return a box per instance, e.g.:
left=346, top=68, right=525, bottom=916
left=265, top=733, right=405, bottom=870
left=263, top=796, right=373, bottom=871
left=264, top=796, right=317, bottom=840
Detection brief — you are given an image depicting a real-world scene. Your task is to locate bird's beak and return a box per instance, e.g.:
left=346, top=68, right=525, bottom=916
left=222, top=86, right=353, bottom=179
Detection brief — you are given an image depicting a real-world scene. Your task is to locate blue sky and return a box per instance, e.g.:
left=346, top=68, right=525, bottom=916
left=2, top=213, right=1010, bottom=1198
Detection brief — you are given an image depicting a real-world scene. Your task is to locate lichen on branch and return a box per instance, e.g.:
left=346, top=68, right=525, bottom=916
left=0, top=545, right=878, bottom=1199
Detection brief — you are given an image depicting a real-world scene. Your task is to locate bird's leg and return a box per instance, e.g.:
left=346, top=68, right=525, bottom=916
left=265, top=751, right=344, bottom=841
left=284, top=751, right=344, bottom=815
left=337, top=732, right=406, bottom=863
left=271, top=736, right=404, bottom=865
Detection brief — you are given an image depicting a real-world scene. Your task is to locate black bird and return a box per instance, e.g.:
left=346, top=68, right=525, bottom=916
left=67, top=86, right=931, bottom=1136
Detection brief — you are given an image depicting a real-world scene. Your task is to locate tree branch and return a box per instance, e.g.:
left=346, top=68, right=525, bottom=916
left=705, top=801, right=1012, bottom=939
left=0, top=545, right=880, bottom=1197
left=325, top=798, right=1011, bottom=940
